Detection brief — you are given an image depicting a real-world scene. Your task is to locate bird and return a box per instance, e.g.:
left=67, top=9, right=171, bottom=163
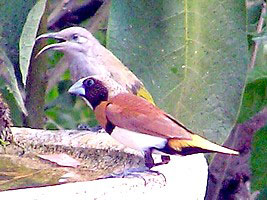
left=68, top=75, right=239, bottom=171
left=35, top=26, right=154, bottom=105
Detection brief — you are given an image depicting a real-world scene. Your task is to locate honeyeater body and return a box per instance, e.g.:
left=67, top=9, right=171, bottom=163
left=68, top=75, right=239, bottom=169
left=36, top=27, right=154, bottom=104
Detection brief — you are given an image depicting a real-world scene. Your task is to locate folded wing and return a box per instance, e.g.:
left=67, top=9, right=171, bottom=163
left=106, top=93, right=192, bottom=140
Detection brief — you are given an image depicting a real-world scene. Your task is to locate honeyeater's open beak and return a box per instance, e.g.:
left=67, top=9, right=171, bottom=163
left=68, top=78, right=86, bottom=96
left=35, top=32, right=68, bottom=58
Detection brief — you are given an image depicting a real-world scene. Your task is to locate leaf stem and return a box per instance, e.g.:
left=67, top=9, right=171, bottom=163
left=249, top=2, right=266, bottom=69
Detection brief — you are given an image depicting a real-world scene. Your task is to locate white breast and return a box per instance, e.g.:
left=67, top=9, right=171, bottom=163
left=111, top=127, right=167, bottom=153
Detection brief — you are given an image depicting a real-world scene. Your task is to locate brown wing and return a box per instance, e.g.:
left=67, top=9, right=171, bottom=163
left=105, top=93, right=191, bottom=140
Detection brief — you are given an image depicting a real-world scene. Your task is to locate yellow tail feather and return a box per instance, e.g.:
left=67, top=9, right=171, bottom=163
left=168, top=134, right=239, bottom=155
left=136, top=85, right=237, bottom=155
left=137, top=87, right=155, bottom=105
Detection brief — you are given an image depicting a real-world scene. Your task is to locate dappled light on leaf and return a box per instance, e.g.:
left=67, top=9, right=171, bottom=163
left=108, top=0, right=248, bottom=144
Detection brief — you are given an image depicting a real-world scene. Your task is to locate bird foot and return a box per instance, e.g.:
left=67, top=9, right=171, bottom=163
left=104, top=166, right=166, bottom=185
left=145, top=169, right=167, bottom=183
left=77, top=124, right=102, bottom=132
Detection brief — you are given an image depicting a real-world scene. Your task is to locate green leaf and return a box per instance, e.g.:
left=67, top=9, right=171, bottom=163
left=247, top=43, right=267, bottom=84
left=251, top=127, right=267, bottom=194
left=0, top=48, right=27, bottom=115
left=0, top=0, right=39, bottom=115
left=247, top=66, right=267, bottom=84
left=0, top=83, right=23, bottom=126
left=45, top=99, right=97, bottom=130
left=45, top=80, right=97, bottom=129
left=20, top=0, right=48, bottom=85
left=238, top=79, right=267, bottom=123
left=107, top=0, right=248, bottom=143
left=239, top=40, right=267, bottom=124
left=247, top=1, right=262, bottom=30
left=0, top=0, right=37, bottom=76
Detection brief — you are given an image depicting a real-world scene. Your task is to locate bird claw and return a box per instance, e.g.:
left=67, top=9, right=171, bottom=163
left=104, top=167, right=166, bottom=185
left=145, top=169, right=167, bottom=183
left=105, top=170, right=148, bottom=185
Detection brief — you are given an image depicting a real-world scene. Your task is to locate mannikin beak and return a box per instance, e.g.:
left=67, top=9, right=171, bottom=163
left=68, top=78, right=86, bottom=96
left=35, top=32, right=68, bottom=58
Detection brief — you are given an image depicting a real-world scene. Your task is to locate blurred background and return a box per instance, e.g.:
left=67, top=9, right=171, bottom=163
left=0, top=0, right=266, bottom=198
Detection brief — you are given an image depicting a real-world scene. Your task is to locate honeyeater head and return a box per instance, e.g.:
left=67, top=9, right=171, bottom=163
left=36, top=27, right=98, bottom=57
left=68, top=75, right=127, bottom=109
left=36, top=27, right=155, bottom=106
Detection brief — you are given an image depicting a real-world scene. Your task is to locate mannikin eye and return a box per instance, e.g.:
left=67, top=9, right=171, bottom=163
left=84, top=78, right=95, bottom=88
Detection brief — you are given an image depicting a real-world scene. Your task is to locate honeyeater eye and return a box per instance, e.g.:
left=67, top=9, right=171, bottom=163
left=71, top=34, right=87, bottom=44
left=71, top=34, right=79, bottom=41
left=84, top=78, right=95, bottom=88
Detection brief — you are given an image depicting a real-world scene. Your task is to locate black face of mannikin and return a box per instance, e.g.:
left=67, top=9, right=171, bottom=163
left=83, top=78, right=109, bottom=109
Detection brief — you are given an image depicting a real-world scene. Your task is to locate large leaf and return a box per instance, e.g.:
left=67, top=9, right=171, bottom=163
left=23, top=3, right=49, bottom=129
left=0, top=0, right=38, bottom=115
left=0, top=0, right=37, bottom=78
left=107, top=0, right=248, bottom=143
left=0, top=48, right=27, bottom=115
left=19, top=0, right=48, bottom=85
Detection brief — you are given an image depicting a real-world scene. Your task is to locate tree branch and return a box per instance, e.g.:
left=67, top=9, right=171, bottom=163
left=24, top=3, right=49, bottom=128
left=47, top=0, right=104, bottom=30
left=206, top=107, right=267, bottom=200
left=249, top=1, right=266, bottom=69
left=1, top=127, right=208, bottom=199
left=87, top=0, right=111, bottom=33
